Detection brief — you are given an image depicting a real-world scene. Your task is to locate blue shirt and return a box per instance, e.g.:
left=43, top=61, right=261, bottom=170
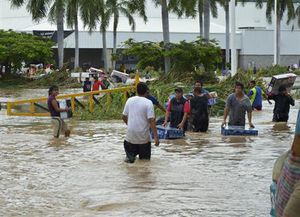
left=147, top=95, right=159, bottom=106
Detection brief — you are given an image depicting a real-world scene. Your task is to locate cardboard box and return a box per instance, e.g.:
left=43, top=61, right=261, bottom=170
left=267, top=73, right=297, bottom=95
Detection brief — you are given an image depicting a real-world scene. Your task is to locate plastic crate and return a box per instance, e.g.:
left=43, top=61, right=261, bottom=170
left=221, top=126, right=258, bottom=136
left=151, top=125, right=184, bottom=140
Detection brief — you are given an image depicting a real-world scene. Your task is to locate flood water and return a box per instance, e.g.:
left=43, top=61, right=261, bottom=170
left=0, top=88, right=299, bottom=217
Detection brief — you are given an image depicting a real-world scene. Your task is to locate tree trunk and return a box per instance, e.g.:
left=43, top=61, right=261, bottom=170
left=198, top=0, right=203, bottom=37
left=225, top=2, right=230, bottom=65
left=276, top=14, right=281, bottom=65
left=74, top=13, right=79, bottom=69
left=112, top=15, right=118, bottom=70
left=102, top=29, right=108, bottom=71
left=203, top=0, right=210, bottom=42
left=57, top=8, right=65, bottom=69
left=161, top=0, right=171, bottom=73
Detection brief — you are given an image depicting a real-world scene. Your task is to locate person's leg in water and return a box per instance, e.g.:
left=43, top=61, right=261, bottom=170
left=61, top=119, right=70, bottom=137
left=124, top=140, right=139, bottom=163
left=138, top=142, right=151, bottom=160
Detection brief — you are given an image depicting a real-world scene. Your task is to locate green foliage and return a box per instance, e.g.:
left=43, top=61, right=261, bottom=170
left=122, top=37, right=222, bottom=74
left=257, top=66, right=300, bottom=77
left=29, top=70, right=80, bottom=88
left=0, top=30, right=54, bottom=73
left=257, top=65, right=289, bottom=77
left=207, top=69, right=265, bottom=100
left=74, top=93, right=126, bottom=120
left=191, top=68, right=219, bottom=84
left=166, top=38, right=222, bottom=72
left=122, top=39, right=164, bottom=70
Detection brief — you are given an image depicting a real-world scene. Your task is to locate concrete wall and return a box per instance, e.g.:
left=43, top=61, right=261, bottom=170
left=239, top=55, right=300, bottom=69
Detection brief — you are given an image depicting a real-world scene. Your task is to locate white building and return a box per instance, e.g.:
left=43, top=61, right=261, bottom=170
left=1, top=0, right=300, bottom=69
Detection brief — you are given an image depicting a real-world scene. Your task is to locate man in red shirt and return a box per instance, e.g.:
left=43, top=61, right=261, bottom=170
left=92, top=77, right=103, bottom=91
left=163, top=87, right=189, bottom=130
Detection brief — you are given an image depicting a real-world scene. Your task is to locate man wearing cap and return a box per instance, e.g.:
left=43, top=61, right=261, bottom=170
left=122, top=82, right=159, bottom=163
left=163, top=87, right=189, bottom=130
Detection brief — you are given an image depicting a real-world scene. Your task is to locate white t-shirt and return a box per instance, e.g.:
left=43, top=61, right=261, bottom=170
left=123, top=96, right=155, bottom=144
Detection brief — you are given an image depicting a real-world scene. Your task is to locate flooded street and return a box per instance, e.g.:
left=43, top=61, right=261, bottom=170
left=0, top=89, right=299, bottom=217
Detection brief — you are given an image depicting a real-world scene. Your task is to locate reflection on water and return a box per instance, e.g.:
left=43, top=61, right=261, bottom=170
left=0, top=89, right=299, bottom=216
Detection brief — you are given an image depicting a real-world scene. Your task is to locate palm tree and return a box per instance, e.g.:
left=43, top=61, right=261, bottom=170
left=10, top=0, right=66, bottom=69
left=151, top=0, right=171, bottom=73
left=255, top=0, right=300, bottom=65
left=106, top=0, right=147, bottom=70
left=66, top=0, right=80, bottom=69
left=81, top=0, right=110, bottom=71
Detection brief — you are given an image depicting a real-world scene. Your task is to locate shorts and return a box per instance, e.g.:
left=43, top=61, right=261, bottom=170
left=253, top=106, right=262, bottom=111
left=51, top=117, right=69, bottom=138
left=124, top=140, right=151, bottom=163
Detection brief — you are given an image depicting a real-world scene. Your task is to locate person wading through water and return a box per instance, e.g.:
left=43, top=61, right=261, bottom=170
left=47, top=85, right=70, bottom=138
left=268, top=85, right=295, bottom=123
left=122, top=82, right=159, bottom=163
left=188, top=87, right=209, bottom=132
left=222, top=82, right=254, bottom=128
left=163, top=87, right=189, bottom=130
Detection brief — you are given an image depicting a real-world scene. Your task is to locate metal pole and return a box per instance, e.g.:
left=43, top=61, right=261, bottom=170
left=274, top=0, right=277, bottom=65
left=230, top=0, right=237, bottom=76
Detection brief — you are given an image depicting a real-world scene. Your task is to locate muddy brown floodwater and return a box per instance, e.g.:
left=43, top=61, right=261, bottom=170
left=0, top=88, right=299, bottom=217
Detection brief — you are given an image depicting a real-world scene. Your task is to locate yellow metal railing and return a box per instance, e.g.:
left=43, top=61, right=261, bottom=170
left=7, top=74, right=140, bottom=117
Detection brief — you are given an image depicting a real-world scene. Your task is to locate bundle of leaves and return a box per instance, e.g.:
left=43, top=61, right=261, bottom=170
left=74, top=92, right=127, bottom=121
left=30, top=70, right=80, bottom=88
left=207, top=70, right=266, bottom=100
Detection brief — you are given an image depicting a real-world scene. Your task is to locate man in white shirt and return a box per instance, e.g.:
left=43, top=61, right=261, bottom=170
left=122, top=82, right=159, bottom=163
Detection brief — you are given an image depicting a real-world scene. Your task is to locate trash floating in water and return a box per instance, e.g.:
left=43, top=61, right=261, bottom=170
left=221, top=126, right=258, bottom=136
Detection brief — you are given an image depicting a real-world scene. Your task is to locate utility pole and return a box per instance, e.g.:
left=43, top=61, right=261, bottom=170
left=230, top=0, right=237, bottom=76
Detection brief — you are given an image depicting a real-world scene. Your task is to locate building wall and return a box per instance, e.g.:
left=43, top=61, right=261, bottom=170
left=239, top=55, right=300, bottom=69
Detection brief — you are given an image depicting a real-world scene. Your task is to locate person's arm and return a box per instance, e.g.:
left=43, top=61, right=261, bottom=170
left=178, top=101, right=190, bottom=129
left=289, top=95, right=295, bottom=106
left=156, top=103, right=166, bottom=113
left=292, top=110, right=300, bottom=156
left=222, top=107, right=229, bottom=127
left=149, top=118, right=159, bottom=146
left=163, top=103, right=171, bottom=126
left=178, top=112, right=188, bottom=129
left=247, top=90, right=253, bottom=97
left=222, top=95, right=231, bottom=127
left=122, top=115, right=128, bottom=125
left=247, top=111, right=255, bottom=128
left=51, top=99, right=68, bottom=113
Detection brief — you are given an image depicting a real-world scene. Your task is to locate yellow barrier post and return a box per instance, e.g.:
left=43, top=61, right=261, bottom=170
left=29, top=102, right=35, bottom=114
left=106, top=93, right=112, bottom=107
left=7, top=102, right=12, bottom=116
left=89, top=93, right=93, bottom=113
left=135, top=72, right=140, bottom=89
left=71, top=97, right=75, bottom=112
left=122, top=91, right=128, bottom=105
